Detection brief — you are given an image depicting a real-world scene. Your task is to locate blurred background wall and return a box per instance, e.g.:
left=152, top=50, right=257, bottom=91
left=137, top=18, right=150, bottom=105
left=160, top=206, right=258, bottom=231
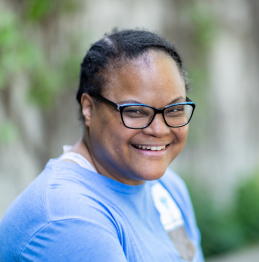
left=0, top=0, right=259, bottom=259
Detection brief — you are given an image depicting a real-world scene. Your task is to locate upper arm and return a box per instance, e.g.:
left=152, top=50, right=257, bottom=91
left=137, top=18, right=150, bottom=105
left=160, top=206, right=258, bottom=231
left=20, top=219, right=127, bottom=262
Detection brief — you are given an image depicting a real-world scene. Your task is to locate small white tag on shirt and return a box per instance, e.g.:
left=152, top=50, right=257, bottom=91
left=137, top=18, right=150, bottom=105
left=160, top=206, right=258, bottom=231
left=151, top=183, right=184, bottom=232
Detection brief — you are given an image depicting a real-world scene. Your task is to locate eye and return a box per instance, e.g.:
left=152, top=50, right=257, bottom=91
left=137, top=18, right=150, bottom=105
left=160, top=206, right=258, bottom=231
left=125, top=109, right=141, bottom=114
left=123, top=106, right=152, bottom=118
left=165, top=105, right=185, bottom=117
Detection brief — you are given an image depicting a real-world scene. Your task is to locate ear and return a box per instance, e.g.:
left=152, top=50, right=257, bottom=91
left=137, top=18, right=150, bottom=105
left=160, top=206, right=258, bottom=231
left=81, top=93, right=94, bottom=127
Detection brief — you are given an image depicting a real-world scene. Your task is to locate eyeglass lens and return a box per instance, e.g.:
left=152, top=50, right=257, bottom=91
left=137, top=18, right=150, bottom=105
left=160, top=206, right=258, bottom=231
left=122, top=104, right=193, bottom=128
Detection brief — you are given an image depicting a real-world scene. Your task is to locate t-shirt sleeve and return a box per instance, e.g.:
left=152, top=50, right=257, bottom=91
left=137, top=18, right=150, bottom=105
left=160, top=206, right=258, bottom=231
left=20, top=218, right=127, bottom=262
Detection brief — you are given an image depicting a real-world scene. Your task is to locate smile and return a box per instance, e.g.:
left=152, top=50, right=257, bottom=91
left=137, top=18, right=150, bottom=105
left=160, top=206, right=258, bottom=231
left=132, top=144, right=168, bottom=151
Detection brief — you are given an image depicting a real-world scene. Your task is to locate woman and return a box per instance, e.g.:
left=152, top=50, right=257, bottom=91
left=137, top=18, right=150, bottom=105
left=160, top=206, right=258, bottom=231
left=0, top=29, right=204, bottom=261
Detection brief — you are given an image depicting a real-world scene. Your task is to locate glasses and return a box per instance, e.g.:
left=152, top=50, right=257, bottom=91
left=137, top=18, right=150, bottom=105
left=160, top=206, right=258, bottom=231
left=95, top=94, right=195, bottom=129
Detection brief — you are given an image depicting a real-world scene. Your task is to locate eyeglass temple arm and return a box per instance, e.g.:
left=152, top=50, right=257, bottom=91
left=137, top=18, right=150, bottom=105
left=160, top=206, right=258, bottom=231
left=95, top=94, right=120, bottom=110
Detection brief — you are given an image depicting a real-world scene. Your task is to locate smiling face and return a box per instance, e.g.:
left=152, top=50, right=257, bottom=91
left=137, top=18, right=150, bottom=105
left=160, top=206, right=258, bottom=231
left=82, top=52, right=189, bottom=185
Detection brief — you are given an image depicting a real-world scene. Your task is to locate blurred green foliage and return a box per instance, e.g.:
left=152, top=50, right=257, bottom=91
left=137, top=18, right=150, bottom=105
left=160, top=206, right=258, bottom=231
left=236, top=169, right=259, bottom=242
left=180, top=2, right=218, bottom=146
left=183, top=1, right=218, bottom=50
left=187, top=181, right=243, bottom=257
left=0, top=120, right=19, bottom=144
left=0, top=1, right=81, bottom=108
left=21, top=0, right=78, bottom=22
left=187, top=169, right=259, bottom=258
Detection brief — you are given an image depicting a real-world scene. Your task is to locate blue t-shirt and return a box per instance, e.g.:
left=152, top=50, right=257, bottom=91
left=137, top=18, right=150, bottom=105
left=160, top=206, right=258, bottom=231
left=0, top=159, right=204, bottom=262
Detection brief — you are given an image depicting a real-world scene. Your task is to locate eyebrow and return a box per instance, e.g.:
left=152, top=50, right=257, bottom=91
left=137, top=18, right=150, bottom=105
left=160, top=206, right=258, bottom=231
left=118, top=96, right=186, bottom=105
left=166, top=96, right=186, bottom=105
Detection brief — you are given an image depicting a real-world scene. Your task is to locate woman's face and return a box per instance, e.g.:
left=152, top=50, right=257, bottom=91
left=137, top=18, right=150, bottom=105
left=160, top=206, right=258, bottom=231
left=83, top=53, right=189, bottom=185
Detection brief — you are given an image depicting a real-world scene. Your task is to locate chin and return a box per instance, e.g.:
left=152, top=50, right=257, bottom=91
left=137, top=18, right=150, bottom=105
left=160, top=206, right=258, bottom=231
left=136, top=168, right=167, bottom=181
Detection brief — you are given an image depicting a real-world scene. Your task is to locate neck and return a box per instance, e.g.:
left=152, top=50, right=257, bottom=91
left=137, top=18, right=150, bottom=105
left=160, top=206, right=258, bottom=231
left=70, top=136, right=98, bottom=172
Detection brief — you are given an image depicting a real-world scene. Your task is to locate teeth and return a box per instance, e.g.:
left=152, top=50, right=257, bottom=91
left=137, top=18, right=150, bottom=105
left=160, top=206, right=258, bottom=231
left=135, top=145, right=166, bottom=151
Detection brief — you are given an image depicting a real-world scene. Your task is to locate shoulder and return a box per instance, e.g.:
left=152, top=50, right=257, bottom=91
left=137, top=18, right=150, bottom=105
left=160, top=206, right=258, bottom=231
left=19, top=218, right=126, bottom=261
left=160, top=168, right=190, bottom=199
left=44, top=160, right=118, bottom=221
left=159, top=168, right=193, bottom=215
left=0, top=159, right=123, bottom=261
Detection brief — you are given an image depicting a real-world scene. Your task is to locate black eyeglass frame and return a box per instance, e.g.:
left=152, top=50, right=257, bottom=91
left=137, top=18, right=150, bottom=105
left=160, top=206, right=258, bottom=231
left=94, top=94, right=196, bottom=129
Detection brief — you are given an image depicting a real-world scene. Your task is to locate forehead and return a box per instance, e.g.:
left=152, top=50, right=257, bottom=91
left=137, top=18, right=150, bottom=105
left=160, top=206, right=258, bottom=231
left=102, top=51, right=186, bottom=106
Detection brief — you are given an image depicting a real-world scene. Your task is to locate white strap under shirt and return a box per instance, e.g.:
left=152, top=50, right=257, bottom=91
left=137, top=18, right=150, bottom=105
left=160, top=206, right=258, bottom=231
left=59, top=145, right=97, bottom=173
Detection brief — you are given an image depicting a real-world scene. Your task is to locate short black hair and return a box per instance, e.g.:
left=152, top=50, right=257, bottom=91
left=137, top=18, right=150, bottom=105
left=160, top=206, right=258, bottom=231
left=76, top=28, right=189, bottom=118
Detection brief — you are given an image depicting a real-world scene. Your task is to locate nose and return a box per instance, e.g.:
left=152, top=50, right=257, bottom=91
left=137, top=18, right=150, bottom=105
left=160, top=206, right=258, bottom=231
left=142, top=113, right=170, bottom=137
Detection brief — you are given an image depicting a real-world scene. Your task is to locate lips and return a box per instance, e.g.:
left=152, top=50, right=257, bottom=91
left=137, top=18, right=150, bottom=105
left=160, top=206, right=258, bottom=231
left=132, top=144, right=169, bottom=151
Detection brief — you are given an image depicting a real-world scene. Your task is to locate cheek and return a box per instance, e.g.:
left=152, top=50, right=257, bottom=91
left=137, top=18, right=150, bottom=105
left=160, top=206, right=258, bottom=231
left=91, top=117, right=134, bottom=154
left=174, top=126, right=189, bottom=144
